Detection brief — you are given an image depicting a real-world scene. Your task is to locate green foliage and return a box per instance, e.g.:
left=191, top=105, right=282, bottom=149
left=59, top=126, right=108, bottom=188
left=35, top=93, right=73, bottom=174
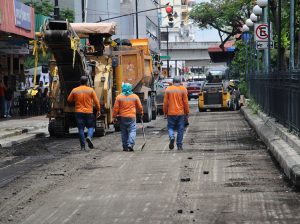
left=61, top=8, right=75, bottom=23
left=189, top=0, right=252, bottom=45
left=24, top=56, right=35, bottom=69
left=248, top=98, right=261, bottom=115
left=24, top=0, right=53, bottom=16
left=230, top=40, right=246, bottom=77
left=24, top=53, right=52, bottom=69
left=24, top=0, right=74, bottom=22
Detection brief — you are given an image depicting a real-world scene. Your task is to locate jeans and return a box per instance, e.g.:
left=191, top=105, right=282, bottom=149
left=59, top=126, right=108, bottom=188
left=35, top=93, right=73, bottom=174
left=120, top=117, right=136, bottom=149
left=167, top=115, right=185, bottom=147
left=4, top=100, right=12, bottom=116
left=75, top=112, right=95, bottom=148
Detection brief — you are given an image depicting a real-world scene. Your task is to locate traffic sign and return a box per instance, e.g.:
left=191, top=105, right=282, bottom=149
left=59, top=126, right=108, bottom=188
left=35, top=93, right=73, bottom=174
left=255, top=23, right=272, bottom=41
left=160, top=55, right=171, bottom=60
left=256, top=41, right=274, bottom=50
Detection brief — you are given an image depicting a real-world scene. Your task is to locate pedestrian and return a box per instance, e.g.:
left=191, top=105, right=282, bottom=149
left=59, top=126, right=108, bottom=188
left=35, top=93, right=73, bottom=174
left=4, top=85, right=13, bottom=118
left=67, top=76, right=100, bottom=150
left=41, top=87, right=50, bottom=114
left=112, top=83, right=143, bottom=152
left=163, top=76, right=190, bottom=150
left=0, top=79, right=6, bottom=118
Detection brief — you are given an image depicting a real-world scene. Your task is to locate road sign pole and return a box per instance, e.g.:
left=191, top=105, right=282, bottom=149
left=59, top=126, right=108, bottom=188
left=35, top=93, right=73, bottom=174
left=267, top=0, right=271, bottom=74
left=263, top=8, right=269, bottom=74
left=167, top=26, right=170, bottom=77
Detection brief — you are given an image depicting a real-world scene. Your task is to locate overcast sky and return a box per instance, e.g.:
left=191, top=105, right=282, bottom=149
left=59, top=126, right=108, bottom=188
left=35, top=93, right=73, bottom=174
left=193, top=0, right=220, bottom=42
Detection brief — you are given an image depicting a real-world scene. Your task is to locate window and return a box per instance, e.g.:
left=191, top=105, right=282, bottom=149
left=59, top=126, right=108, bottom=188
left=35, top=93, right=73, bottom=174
left=161, top=32, right=168, bottom=41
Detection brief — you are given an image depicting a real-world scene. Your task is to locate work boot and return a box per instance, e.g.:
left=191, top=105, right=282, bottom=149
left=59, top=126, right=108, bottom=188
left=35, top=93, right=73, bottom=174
left=177, top=146, right=183, bottom=150
left=128, top=145, right=134, bottom=152
left=86, top=137, right=94, bottom=149
left=169, top=138, right=175, bottom=150
left=123, top=148, right=128, bottom=152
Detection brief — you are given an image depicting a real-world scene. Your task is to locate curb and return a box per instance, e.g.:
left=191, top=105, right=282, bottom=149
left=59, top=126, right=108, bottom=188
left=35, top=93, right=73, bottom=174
left=241, top=107, right=300, bottom=187
left=0, top=128, right=48, bottom=148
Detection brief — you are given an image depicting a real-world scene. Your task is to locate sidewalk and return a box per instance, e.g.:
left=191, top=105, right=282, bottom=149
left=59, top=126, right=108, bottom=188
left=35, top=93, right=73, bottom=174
left=0, top=116, right=49, bottom=148
left=241, top=106, right=300, bottom=187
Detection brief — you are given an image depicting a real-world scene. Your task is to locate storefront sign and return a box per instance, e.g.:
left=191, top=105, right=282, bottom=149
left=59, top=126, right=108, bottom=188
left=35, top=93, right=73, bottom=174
left=0, top=8, right=2, bottom=25
left=14, top=0, right=31, bottom=31
left=0, top=41, right=29, bottom=54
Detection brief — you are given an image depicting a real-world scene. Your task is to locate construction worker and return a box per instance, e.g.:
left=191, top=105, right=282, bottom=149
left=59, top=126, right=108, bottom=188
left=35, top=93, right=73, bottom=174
left=113, top=83, right=143, bottom=152
left=163, top=76, right=189, bottom=150
left=67, top=76, right=100, bottom=150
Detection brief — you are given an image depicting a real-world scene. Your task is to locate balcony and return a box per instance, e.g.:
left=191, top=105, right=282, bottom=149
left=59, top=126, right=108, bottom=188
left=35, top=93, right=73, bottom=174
left=161, top=41, right=220, bottom=50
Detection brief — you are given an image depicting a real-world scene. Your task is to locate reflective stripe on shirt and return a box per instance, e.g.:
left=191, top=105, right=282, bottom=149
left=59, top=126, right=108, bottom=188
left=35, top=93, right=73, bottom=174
left=166, top=89, right=186, bottom=94
left=72, top=90, right=93, bottom=94
left=118, top=97, right=137, bottom=102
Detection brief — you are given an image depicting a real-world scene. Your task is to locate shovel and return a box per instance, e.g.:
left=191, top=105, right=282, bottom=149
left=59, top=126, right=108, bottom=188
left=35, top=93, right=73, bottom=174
left=140, top=119, right=146, bottom=151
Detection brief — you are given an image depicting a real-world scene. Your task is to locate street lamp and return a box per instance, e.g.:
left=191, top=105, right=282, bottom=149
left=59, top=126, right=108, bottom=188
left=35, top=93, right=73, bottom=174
left=250, top=13, right=258, bottom=23
left=246, top=19, right=254, bottom=27
left=257, top=0, right=268, bottom=8
left=253, top=5, right=262, bottom=16
left=256, top=0, right=269, bottom=74
left=242, top=24, right=249, bottom=32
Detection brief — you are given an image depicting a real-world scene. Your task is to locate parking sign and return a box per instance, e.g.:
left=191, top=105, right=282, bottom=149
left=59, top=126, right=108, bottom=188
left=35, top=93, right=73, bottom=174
left=255, top=23, right=272, bottom=41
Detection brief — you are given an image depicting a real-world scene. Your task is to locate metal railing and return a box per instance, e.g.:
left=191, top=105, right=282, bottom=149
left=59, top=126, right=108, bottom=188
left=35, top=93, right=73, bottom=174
left=249, top=70, right=300, bottom=134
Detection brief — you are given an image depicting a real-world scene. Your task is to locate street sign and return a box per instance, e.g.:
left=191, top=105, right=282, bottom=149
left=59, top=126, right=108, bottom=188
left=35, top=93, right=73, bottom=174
left=256, top=41, right=274, bottom=50
left=160, top=55, right=171, bottom=60
left=255, top=23, right=272, bottom=41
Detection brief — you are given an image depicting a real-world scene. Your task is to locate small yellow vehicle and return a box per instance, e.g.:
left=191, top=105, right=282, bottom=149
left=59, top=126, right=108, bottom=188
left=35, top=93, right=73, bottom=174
left=198, top=69, right=240, bottom=112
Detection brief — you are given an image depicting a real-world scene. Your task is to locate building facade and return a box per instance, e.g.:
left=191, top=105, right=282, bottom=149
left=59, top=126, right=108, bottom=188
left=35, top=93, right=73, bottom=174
left=0, top=0, right=35, bottom=90
left=51, top=0, right=160, bottom=54
left=160, top=0, right=221, bottom=77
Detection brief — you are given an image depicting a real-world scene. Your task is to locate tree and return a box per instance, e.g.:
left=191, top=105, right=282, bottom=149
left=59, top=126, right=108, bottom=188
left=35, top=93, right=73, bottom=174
left=25, top=0, right=53, bottom=16
left=24, top=0, right=74, bottom=22
left=60, top=8, right=75, bottom=23
left=189, top=0, right=252, bottom=49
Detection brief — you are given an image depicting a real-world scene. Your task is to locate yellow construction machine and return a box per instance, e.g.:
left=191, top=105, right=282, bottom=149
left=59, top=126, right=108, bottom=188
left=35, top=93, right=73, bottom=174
left=39, top=20, right=156, bottom=137
left=198, top=68, right=240, bottom=112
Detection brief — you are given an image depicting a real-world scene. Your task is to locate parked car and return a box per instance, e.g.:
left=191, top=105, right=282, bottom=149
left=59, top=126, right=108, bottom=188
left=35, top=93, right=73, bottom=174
left=187, top=82, right=202, bottom=100
left=161, top=78, right=173, bottom=88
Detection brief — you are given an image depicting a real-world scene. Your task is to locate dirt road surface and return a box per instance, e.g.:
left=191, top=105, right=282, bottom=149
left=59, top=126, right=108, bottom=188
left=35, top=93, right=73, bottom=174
left=1, top=105, right=300, bottom=224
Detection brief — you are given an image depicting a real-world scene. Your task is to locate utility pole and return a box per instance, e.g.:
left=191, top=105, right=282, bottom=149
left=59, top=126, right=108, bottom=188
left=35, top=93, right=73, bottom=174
left=277, top=0, right=281, bottom=71
left=167, top=26, right=169, bottom=77
left=54, top=0, right=59, bottom=20
left=136, top=0, right=139, bottom=39
left=267, top=0, right=271, bottom=74
left=81, top=0, right=85, bottom=22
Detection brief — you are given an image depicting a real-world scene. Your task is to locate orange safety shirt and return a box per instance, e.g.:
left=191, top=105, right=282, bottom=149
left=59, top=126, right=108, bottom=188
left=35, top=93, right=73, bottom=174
left=163, top=85, right=189, bottom=116
left=67, top=85, right=100, bottom=114
left=113, top=93, right=143, bottom=118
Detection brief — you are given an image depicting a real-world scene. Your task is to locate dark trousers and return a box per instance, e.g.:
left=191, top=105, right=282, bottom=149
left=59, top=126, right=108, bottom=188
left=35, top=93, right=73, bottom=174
left=75, top=112, right=95, bottom=148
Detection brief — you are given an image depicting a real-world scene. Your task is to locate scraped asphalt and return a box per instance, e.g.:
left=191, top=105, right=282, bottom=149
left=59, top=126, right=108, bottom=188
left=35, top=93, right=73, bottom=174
left=1, top=103, right=300, bottom=224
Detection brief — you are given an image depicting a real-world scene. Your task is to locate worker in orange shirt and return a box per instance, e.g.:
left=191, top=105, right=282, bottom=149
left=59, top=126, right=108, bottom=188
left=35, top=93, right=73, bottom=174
left=163, top=76, right=189, bottom=150
left=113, top=83, right=143, bottom=152
left=67, top=76, right=100, bottom=150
